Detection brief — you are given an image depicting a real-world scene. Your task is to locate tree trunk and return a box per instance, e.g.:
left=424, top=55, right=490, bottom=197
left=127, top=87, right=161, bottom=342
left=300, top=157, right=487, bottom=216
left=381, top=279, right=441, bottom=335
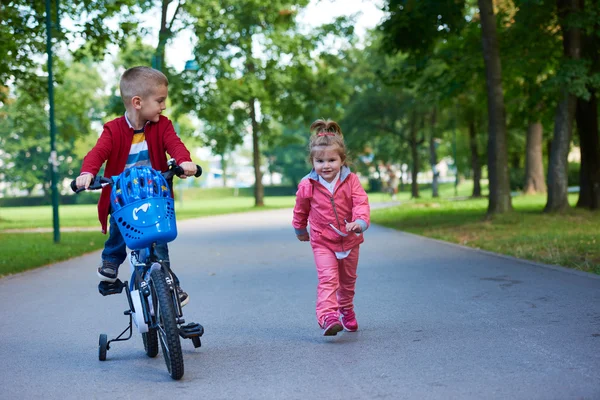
left=478, top=0, right=512, bottom=215
left=249, top=97, right=264, bottom=206
left=575, top=4, right=600, bottom=210
left=523, top=121, right=547, bottom=194
left=409, top=111, right=420, bottom=199
left=154, top=0, right=174, bottom=71
left=576, top=92, right=600, bottom=209
left=546, top=91, right=576, bottom=211
left=428, top=108, right=439, bottom=198
left=220, top=152, right=228, bottom=187
left=468, top=117, right=482, bottom=198
left=545, top=0, right=581, bottom=212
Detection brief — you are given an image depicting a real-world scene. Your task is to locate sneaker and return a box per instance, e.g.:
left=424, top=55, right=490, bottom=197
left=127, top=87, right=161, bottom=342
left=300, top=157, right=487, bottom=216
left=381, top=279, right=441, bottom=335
left=321, top=314, right=343, bottom=336
left=177, top=286, right=189, bottom=307
left=340, top=308, right=358, bottom=332
left=97, top=261, right=118, bottom=283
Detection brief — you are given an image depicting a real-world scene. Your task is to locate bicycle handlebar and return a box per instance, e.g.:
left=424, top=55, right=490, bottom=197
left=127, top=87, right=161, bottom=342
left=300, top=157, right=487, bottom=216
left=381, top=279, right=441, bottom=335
left=70, top=160, right=202, bottom=194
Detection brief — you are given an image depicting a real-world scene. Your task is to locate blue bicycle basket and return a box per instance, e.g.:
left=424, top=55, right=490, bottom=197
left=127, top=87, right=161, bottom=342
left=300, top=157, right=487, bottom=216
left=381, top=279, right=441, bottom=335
left=110, top=166, right=177, bottom=249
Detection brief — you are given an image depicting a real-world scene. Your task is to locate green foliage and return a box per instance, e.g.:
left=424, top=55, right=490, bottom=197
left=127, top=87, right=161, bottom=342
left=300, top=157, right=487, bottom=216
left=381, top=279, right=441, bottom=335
left=175, top=0, right=355, bottom=161
left=0, top=0, right=153, bottom=98
left=263, top=120, right=310, bottom=187
left=379, top=0, right=467, bottom=56
left=0, top=59, right=106, bottom=194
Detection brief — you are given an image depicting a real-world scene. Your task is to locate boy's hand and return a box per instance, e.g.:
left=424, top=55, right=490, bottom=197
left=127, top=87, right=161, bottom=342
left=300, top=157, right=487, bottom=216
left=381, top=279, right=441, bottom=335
left=76, top=173, right=93, bottom=190
left=345, top=221, right=362, bottom=233
left=297, top=233, right=310, bottom=242
left=179, top=161, right=197, bottom=178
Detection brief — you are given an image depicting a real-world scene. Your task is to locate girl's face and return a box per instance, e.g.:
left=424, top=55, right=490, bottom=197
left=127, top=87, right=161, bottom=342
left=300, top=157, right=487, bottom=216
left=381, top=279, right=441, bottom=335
left=313, top=145, right=343, bottom=183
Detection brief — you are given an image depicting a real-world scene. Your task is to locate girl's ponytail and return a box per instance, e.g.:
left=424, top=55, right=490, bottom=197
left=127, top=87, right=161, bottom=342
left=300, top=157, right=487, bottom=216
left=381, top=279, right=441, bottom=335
left=308, top=119, right=348, bottom=165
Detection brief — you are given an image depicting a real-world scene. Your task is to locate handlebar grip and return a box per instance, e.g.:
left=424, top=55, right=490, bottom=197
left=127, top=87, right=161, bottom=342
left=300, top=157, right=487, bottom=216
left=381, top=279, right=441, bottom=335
left=70, top=180, right=88, bottom=194
left=195, top=165, right=202, bottom=177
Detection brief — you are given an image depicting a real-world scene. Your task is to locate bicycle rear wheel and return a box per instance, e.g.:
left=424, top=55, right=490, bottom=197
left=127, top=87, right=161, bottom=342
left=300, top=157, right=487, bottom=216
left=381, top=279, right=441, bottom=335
left=150, top=268, right=184, bottom=380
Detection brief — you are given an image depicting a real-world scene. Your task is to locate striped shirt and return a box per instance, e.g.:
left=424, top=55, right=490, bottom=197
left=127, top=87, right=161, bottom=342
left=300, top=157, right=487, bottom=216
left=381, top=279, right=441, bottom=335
left=124, top=113, right=151, bottom=169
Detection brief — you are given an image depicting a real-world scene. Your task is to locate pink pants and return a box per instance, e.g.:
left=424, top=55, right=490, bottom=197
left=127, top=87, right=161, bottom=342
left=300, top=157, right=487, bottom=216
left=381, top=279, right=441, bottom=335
left=312, top=244, right=360, bottom=325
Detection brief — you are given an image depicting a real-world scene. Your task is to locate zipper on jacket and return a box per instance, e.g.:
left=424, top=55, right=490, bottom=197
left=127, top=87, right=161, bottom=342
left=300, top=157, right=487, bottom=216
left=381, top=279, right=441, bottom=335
left=329, top=195, right=345, bottom=252
left=314, top=181, right=347, bottom=251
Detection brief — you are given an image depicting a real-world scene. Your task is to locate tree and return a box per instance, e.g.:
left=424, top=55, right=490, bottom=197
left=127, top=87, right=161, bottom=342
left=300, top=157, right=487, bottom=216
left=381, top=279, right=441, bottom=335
left=502, top=0, right=561, bottom=195
left=180, top=1, right=354, bottom=206
left=0, top=59, right=106, bottom=194
left=574, top=1, right=600, bottom=210
left=478, top=0, right=512, bottom=214
left=523, top=122, right=547, bottom=194
left=545, top=0, right=582, bottom=212
left=379, top=1, right=491, bottom=201
left=0, top=0, right=153, bottom=99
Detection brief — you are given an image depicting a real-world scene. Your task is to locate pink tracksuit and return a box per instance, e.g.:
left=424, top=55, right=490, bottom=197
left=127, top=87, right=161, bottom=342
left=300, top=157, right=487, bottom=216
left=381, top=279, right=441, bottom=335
left=293, top=167, right=370, bottom=325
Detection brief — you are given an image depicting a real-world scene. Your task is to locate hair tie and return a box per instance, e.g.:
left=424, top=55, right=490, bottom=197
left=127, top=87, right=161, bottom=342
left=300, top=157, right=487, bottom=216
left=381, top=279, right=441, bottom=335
left=317, top=131, right=336, bottom=137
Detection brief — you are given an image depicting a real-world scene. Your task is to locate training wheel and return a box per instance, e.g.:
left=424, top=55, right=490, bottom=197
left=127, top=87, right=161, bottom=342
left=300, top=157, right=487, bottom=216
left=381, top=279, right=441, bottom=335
left=99, top=333, right=108, bottom=361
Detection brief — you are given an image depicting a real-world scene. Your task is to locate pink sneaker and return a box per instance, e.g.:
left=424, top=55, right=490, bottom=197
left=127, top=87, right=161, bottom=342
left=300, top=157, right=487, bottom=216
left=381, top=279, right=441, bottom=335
left=340, top=308, right=358, bottom=332
left=321, top=314, right=343, bottom=336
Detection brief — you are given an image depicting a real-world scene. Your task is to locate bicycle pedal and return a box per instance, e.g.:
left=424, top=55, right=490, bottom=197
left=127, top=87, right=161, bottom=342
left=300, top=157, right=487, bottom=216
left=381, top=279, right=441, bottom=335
left=98, top=279, right=124, bottom=296
left=179, top=322, right=204, bottom=339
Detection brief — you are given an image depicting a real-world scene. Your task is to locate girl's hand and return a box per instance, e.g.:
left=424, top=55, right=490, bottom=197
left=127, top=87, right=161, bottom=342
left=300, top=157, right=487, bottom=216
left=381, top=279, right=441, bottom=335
left=345, top=221, right=362, bottom=233
left=297, top=233, right=310, bottom=242
left=179, top=161, right=197, bottom=178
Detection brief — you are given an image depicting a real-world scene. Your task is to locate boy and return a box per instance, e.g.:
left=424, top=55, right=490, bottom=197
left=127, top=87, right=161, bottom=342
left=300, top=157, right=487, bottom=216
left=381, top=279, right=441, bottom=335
left=76, top=66, right=197, bottom=305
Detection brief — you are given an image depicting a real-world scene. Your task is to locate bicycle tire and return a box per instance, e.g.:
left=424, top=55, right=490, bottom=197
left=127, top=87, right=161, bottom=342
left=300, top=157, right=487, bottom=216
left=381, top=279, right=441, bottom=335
left=134, top=278, right=159, bottom=358
left=150, top=268, right=184, bottom=380
left=142, top=329, right=159, bottom=358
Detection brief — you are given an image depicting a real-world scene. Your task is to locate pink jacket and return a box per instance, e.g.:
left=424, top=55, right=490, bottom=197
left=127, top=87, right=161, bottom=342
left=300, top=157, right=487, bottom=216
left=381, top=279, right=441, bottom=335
left=293, top=167, right=370, bottom=252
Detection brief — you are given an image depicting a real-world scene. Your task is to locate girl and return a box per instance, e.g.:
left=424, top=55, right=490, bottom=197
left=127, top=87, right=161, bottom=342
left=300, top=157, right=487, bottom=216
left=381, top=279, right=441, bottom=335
left=293, top=119, right=370, bottom=336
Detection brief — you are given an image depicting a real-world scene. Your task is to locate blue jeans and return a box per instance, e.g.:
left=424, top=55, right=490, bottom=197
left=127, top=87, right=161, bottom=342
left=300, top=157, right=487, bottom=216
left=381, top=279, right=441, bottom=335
left=102, top=214, right=176, bottom=283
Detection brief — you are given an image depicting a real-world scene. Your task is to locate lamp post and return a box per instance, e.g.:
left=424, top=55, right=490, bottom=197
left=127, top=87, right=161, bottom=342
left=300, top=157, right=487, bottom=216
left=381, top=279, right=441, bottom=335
left=46, top=0, right=60, bottom=243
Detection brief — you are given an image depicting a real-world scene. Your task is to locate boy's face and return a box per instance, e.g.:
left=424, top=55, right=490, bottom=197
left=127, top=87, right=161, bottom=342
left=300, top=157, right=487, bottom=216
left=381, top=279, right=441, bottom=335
left=137, top=84, right=168, bottom=123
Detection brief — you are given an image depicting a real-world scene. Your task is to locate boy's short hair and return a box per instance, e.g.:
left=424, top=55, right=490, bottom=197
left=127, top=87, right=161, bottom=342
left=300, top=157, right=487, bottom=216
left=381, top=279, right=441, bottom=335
left=119, top=66, right=169, bottom=104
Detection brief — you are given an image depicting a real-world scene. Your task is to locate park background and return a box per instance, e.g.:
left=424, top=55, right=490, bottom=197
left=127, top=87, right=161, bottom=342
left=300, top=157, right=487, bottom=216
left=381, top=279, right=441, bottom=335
left=0, top=0, right=599, bottom=275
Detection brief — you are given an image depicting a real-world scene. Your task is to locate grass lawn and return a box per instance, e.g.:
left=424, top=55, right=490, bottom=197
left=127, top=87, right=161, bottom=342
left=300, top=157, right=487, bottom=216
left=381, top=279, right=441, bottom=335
left=0, top=232, right=106, bottom=276
left=371, top=189, right=600, bottom=275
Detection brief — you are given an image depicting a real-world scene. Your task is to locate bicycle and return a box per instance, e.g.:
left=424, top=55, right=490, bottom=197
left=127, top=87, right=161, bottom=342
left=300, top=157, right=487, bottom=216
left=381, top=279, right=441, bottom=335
left=71, top=160, right=204, bottom=380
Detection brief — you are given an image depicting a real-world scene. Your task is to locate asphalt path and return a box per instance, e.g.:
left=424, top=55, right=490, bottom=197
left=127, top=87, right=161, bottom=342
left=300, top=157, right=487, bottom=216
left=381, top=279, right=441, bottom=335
left=1, top=207, right=599, bottom=400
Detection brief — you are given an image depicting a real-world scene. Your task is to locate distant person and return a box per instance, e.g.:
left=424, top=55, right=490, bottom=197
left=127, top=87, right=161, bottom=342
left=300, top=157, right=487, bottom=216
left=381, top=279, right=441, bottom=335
left=292, top=119, right=371, bottom=336
left=75, top=66, right=197, bottom=305
left=388, top=167, right=399, bottom=200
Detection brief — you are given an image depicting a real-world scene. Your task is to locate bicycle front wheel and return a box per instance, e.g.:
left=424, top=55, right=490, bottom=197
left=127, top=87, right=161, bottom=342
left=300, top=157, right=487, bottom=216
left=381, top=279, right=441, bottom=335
left=150, top=268, right=184, bottom=380
left=134, top=278, right=159, bottom=358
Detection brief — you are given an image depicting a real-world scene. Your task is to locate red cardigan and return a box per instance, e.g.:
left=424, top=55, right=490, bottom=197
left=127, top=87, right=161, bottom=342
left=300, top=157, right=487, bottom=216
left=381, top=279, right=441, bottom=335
left=81, top=115, right=192, bottom=233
